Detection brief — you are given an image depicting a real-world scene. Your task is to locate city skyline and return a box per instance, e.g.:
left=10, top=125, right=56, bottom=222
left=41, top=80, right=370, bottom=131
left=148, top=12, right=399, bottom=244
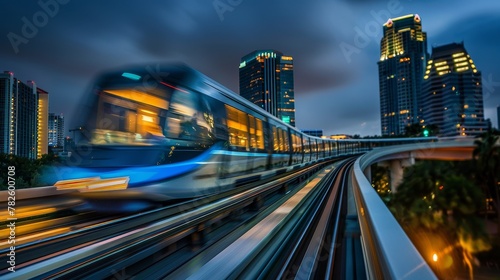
left=1, top=1, right=500, bottom=136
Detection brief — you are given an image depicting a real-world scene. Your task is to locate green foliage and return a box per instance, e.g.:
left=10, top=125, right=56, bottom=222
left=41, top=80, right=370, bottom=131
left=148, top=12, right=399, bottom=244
left=473, top=130, right=500, bottom=201
left=0, top=153, right=61, bottom=190
left=388, top=160, right=491, bottom=278
left=370, top=164, right=391, bottom=202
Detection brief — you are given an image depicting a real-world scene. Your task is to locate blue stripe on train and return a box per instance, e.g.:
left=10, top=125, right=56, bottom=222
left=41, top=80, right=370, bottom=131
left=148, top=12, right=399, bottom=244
left=57, top=144, right=223, bottom=188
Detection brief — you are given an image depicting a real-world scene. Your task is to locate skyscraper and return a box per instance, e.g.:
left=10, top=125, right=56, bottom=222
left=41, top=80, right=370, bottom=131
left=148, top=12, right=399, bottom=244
left=378, top=14, right=428, bottom=136
left=239, top=50, right=295, bottom=126
left=48, top=113, right=65, bottom=148
left=421, top=42, right=487, bottom=137
left=0, top=71, right=38, bottom=159
left=0, top=72, right=15, bottom=155
left=497, top=106, right=500, bottom=130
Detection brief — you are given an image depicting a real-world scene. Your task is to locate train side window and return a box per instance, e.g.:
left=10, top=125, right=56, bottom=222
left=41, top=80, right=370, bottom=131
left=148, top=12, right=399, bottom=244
left=225, top=105, right=249, bottom=149
left=255, top=118, right=264, bottom=149
left=248, top=115, right=264, bottom=150
left=278, top=129, right=284, bottom=152
left=281, top=129, right=289, bottom=152
left=272, top=126, right=279, bottom=152
left=167, top=90, right=215, bottom=142
left=93, top=91, right=167, bottom=145
left=248, top=115, right=256, bottom=149
left=303, top=137, right=309, bottom=154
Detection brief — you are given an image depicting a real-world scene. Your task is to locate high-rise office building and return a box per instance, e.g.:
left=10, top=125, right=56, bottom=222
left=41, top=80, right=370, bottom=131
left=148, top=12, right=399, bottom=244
left=239, top=50, right=295, bottom=126
left=0, top=71, right=38, bottom=159
left=421, top=42, right=487, bottom=137
left=37, top=88, right=49, bottom=158
left=48, top=113, right=65, bottom=148
left=497, top=106, right=500, bottom=130
left=378, top=14, right=428, bottom=136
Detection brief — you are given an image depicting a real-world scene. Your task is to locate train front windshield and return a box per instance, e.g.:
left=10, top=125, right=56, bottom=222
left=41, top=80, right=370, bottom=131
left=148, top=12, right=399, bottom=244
left=84, top=78, right=215, bottom=146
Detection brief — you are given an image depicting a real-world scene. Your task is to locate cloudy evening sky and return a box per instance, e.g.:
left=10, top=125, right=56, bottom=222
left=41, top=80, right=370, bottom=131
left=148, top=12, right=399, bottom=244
left=1, top=0, right=500, bottom=136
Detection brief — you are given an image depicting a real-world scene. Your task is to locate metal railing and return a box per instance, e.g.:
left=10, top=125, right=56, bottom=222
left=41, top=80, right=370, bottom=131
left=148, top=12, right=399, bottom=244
left=349, top=140, right=477, bottom=279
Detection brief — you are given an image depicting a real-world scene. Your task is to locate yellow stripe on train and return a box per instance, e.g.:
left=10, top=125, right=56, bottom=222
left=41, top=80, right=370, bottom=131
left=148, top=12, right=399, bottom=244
left=55, top=177, right=129, bottom=192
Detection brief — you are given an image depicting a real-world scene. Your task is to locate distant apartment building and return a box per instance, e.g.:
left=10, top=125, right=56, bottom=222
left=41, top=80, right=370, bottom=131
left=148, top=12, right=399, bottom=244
left=48, top=113, right=65, bottom=148
left=1, top=71, right=49, bottom=159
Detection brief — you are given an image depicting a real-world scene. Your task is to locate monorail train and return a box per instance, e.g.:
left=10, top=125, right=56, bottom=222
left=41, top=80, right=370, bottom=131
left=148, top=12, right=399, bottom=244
left=48, top=64, right=436, bottom=211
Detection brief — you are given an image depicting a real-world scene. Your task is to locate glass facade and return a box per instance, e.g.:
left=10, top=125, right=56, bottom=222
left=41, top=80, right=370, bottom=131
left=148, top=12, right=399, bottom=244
left=421, top=42, right=487, bottom=137
left=48, top=113, right=65, bottom=147
left=239, top=50, right=295, bottom=127
left=378, top=14, right=428, bottom=136
left=0, top=71, right=39, bottom=159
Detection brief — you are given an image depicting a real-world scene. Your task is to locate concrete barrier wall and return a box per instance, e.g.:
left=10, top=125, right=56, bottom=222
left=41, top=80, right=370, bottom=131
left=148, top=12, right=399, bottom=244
left=349, top=140, right=475, bottom=279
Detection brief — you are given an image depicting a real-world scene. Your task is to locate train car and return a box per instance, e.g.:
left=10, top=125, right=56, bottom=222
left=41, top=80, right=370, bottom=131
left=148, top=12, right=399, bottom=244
left=47, top=64, right=436, bottom=211
left=47, top=64, right=339, bottom=211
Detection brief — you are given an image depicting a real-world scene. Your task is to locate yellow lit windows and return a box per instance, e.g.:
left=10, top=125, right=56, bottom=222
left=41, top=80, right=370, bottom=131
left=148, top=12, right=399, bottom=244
left=248, top=115, right=264, bottom=150
left=226, top=105, right=249, bottom=149
left=455, top=62, right=469, bottom=67
left=435, top=61, right=447, bottom=67
left=453, top=57, right=467, bottom=63
left=280, top=128, right=289, bottom=152
left=272, top=126, right=279, bottom=152
left=93, top=91, right=168, bottom=145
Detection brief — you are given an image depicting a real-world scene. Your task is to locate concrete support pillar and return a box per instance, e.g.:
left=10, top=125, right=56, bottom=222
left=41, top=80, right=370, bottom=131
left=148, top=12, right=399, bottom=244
left=363, top=166, right=372, bottom=183
left=380, top=152, right=415, bottom=193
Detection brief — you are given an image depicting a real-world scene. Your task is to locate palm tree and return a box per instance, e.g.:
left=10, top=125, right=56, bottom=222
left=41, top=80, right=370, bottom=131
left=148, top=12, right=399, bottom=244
left=473, top=130, right=500, bottom=235
left=390, top=161, right=491, bottom=279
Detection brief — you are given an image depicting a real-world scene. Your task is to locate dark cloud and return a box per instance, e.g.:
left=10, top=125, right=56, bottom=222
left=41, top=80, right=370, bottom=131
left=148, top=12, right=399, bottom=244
left=1, top=0, right=499, bottom=135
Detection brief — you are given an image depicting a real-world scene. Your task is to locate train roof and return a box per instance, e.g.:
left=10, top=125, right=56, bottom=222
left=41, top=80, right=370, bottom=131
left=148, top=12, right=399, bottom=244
left=91, top=63, right=439, bottom=144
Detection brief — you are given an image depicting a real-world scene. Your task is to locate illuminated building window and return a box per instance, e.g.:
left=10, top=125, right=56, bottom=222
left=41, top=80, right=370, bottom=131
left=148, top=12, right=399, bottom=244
left=453, top=57, right=467, bottom=63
